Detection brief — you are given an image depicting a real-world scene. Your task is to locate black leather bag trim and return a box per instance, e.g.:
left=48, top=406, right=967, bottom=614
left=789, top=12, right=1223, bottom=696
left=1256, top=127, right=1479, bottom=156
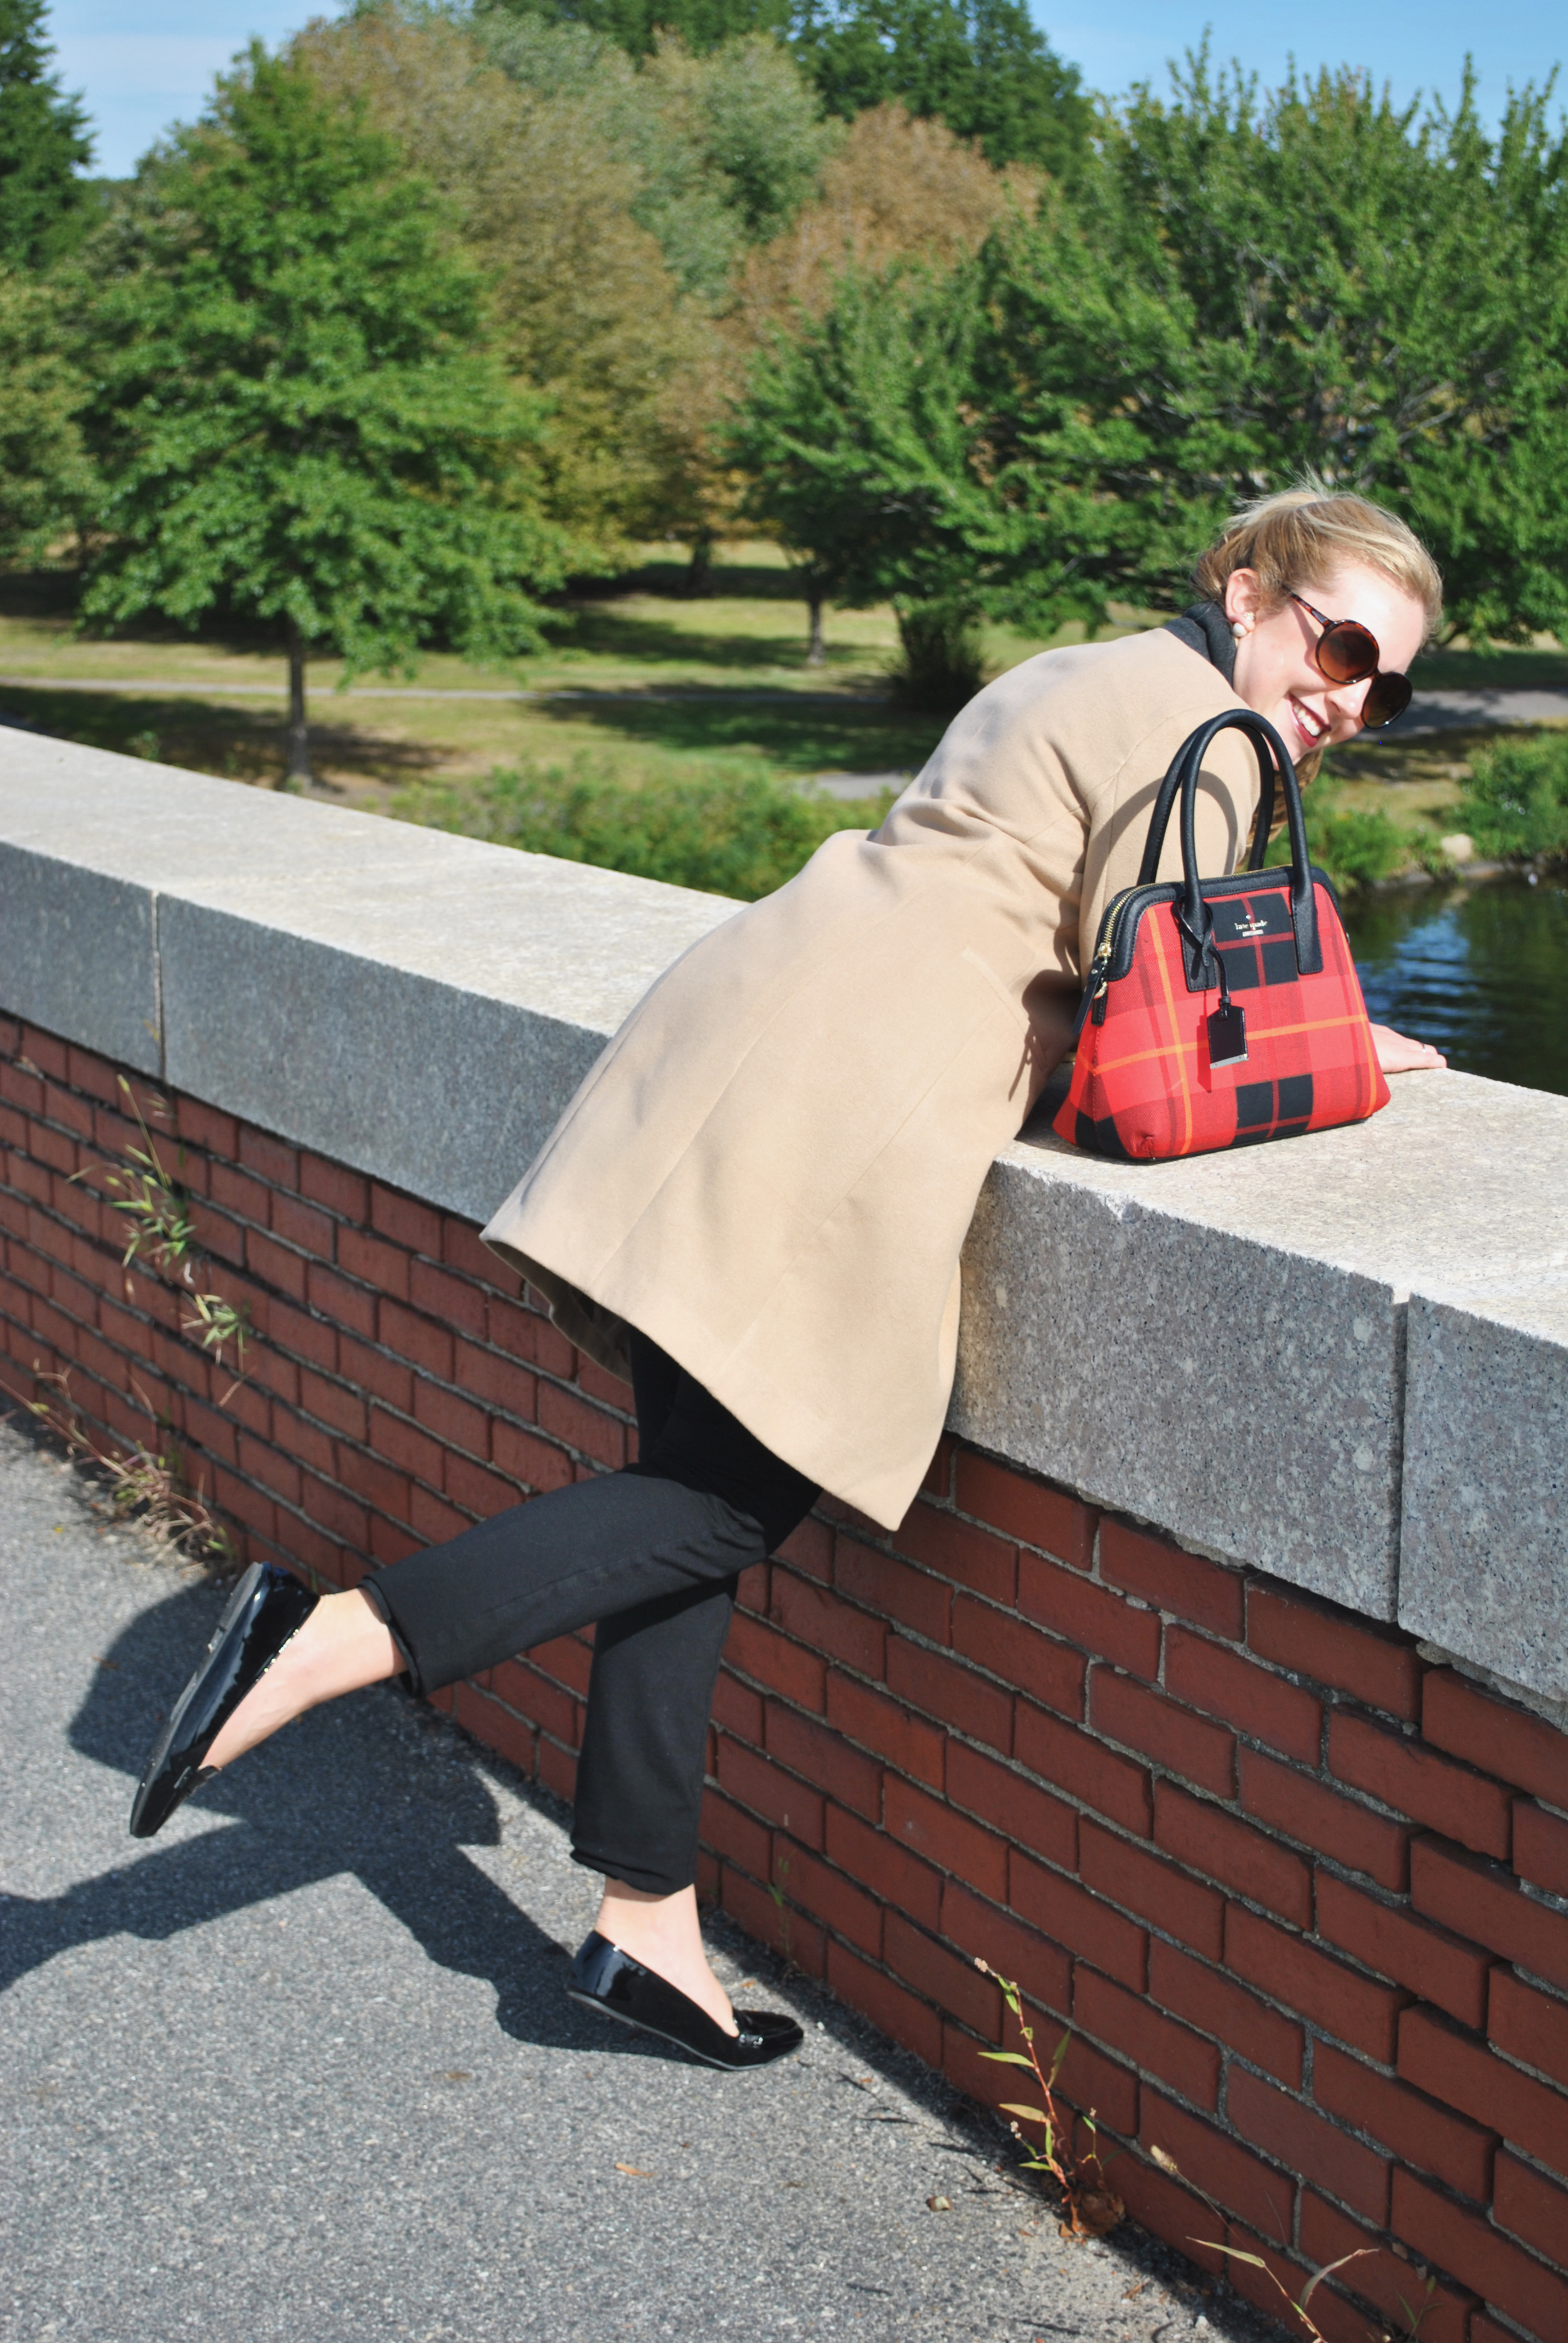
left=1084, top=865, right=1340, bottom=1023
left=1131, top=710, right=1322, bottom=991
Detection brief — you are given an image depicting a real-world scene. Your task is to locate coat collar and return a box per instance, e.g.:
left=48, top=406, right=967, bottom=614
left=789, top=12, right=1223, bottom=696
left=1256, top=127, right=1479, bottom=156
left=1164, top=601, right=1237, bottom=686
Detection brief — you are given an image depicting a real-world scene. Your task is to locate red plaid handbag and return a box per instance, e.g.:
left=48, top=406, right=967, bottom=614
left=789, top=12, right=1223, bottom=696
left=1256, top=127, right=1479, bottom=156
left=1054, top=709, right=1389, bottom=1161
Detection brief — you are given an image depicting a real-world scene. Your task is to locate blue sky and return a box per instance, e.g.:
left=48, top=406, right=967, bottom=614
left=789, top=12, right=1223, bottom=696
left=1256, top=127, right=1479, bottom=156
left=50, top=0, right=1568, bottom=179
left=1051, top=0, right=1562, bottom=122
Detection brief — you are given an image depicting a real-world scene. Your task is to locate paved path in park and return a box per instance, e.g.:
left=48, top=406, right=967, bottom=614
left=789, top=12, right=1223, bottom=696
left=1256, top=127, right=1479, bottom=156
left=1400, top=686, right=1568, bottom=733
left=4, top=673, right=1568, bottom=731
left=0, top=1419, right=1278, bottom=2343
left=0, top=674, right=879, bottom=707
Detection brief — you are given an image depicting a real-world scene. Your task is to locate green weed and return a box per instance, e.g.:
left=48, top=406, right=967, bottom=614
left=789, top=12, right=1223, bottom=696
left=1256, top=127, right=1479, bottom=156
left=1148, top=2143, right=1434, bottom=2343
left=975, top=1960, right=1123, bottom=2239
left=768, top=1846, right=793, bottom=1967
left=80, top=1077, right=195, bottom=1277
left=71, top=1078, right=251, bottom=1400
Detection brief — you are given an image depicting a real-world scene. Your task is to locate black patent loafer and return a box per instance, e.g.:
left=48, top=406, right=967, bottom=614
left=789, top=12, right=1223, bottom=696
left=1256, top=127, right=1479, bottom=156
left=129, top=1562, right=317, bottom=1838
left=567, top=1931, right=803, bottom=2070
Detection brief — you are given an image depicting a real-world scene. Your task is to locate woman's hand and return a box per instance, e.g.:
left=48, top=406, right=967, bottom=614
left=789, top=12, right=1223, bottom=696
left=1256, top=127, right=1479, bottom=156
left=1371, top=1023, right=1447, bottom=1074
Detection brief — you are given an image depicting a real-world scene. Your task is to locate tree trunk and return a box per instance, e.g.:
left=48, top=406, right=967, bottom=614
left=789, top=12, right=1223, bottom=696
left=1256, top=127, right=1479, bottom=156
left=681, top=533, right=713, bottom=599
left=892, top=599, right=983, bottom=714
left=284, top=621, right=312, bottom=789
left=806, top=595, right=825, bottom=668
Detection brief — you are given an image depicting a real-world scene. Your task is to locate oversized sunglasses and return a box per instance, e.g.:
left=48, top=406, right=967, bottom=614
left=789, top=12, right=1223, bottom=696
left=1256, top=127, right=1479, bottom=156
left=1288, top=592, right=1412, bottom=730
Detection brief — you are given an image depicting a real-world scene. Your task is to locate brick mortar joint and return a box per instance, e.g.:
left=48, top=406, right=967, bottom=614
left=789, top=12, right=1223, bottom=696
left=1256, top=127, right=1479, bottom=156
left=1515, top=1875, right=1568, bottom=1918
left=726, top=1862, right=1422, bottom=2199
left=4, top=1053, right=527, bottom=1277
left=729, top=1654, right=1419, bottom=1901
left=706, top=1739, right=1417, bottom=2017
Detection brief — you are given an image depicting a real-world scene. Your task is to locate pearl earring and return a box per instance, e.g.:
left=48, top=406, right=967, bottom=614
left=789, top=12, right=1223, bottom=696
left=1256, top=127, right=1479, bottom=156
left=1231, top=621, right=1248, bottom=640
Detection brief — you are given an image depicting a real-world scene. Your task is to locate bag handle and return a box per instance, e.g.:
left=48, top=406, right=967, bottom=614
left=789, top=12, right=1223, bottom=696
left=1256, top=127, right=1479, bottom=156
left=1136, top=709, right=1321, bottom=981
left=1247, top=760, right=1278, bottom=870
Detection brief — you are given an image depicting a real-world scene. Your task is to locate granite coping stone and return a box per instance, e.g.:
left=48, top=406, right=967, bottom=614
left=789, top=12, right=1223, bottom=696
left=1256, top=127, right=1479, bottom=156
left=0, top=739, right=735, bottom=1214
left=951, top=1076, right=1568, bottom=1620
left=0, top=737, right=736, bottom=1084
left=0, top=841, right=162, bottom=1073
left=3, top=733, right=1565, bottom=1683
left=1398, top=1278, right=1568, bottom=1704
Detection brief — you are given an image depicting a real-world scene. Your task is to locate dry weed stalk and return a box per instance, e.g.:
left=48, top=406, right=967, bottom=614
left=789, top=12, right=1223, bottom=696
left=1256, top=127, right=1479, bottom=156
left=1147, top=2143, right=1434, bottom=2343
left=768, top=1845, right=795, bottom=1969
left=16, top=1366, right=233, bottom=1561
left=7, top=1075, right=257, bottom=1558
left=975, top=1959, right=1124, bottom=2239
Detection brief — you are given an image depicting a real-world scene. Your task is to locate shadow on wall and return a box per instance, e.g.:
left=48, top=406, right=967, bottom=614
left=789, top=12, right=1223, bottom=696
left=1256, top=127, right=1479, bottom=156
left=2, top=1573, right=680, bottom=2062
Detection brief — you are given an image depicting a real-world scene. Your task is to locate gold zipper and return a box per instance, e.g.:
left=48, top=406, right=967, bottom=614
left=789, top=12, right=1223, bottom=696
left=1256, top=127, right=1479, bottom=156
left=1086, top=895, right=1130, bottom=1014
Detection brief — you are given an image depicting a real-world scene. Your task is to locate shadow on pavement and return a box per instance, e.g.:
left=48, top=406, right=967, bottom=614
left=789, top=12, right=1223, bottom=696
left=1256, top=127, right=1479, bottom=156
left=5, top=1573, right=683, bottom=2063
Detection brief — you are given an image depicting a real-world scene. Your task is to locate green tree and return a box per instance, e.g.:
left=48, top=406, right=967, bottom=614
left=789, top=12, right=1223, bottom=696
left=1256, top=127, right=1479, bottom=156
left=969, top=60, right=1568, bottom=642
left=475, top=0, right=792, bottom=58
left=299, top=6, right=709, bottom=563
left=726, top=99, right=1037, bottom=654
left=0, top=0, right=93, bottom=268
left=0, top=265, right=90, bottom=555
left=477, top=12, right=837, bottom=303
left=474, top=7, right=840, bottom=573
left=500, top=0, right=1091, bottom=176
left=788, top=0, right=1089, bottom=176
left=80, top=45, right=573, bottom=786
left=753, top=60, right=1568, bottom=652
left=729, top=262, right=1002, bottom=703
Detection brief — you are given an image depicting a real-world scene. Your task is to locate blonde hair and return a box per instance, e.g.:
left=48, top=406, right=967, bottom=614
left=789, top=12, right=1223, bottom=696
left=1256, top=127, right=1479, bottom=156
left=1193, top=479, right=1444, bottom=641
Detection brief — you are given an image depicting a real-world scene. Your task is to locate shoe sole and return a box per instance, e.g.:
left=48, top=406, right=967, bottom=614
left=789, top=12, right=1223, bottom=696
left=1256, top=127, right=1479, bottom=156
left=129, top=1565, right=268, bottom=1833
left=130, top=1563, right=313, bottom=1837
left=564, top=1986, right=800, bottom=2071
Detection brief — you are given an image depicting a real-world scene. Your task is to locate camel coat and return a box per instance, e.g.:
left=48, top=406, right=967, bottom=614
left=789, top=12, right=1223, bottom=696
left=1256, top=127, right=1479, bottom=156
left=482, top=625, right=1262, bottom=1528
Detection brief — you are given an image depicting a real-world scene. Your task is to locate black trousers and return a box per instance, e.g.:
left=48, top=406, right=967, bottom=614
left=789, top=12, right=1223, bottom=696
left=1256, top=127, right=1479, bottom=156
left=361, top=1334, right=819, bottom=1896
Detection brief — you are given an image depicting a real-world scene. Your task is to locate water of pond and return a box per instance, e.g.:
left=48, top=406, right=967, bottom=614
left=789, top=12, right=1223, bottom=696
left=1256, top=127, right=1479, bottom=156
left=1345, top=875, right=1568, bottom=1098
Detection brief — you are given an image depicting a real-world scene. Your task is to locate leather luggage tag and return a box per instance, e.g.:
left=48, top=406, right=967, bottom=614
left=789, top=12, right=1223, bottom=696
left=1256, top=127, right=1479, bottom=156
left=1207, top=999, right=1248, bottom=1068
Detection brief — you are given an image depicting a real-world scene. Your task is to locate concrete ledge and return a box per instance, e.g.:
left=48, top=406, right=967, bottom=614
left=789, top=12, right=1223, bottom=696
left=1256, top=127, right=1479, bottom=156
left=0, top=841, right=162, bottom=1075
left=0, top=738, right=734, bottom=1221
left=955, top=1076, right=1568, bottom=1621
left=5, top=732, right=1565, bottom=1687
left=1399, top=1280, right=1568, bottom=1702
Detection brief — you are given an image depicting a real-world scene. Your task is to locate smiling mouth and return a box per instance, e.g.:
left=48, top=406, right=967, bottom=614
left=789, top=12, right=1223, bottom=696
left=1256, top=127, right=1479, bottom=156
left=1288, top=696, right=1330, bottom=746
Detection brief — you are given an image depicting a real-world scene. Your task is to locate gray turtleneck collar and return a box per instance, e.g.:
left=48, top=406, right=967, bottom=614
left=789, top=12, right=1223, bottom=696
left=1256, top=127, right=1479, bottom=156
left=1164, top=601, right=1237, bottom=686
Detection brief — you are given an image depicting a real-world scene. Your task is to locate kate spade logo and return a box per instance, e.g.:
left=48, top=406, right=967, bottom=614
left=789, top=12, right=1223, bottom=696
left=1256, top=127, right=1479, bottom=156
left=1231, top=916, right=1268, bottom=937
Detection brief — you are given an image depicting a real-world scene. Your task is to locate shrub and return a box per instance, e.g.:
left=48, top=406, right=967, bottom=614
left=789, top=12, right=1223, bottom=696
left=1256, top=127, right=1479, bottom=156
left=1454, top=728, right=1568, bottom=863
left=394, top=753, right=894, bottom=900
left=1264, top=782, right=1408, bottom=893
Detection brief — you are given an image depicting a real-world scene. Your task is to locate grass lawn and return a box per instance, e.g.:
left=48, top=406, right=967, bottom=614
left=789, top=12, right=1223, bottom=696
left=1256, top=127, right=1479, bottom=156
left=0, top=545, right=1019, bottom=801
left=1, top=547, right=1562, bottom=876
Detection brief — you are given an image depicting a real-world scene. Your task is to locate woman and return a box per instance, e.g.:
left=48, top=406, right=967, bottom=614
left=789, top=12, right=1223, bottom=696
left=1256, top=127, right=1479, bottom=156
left=131, top=486, right=1446, bottom=2069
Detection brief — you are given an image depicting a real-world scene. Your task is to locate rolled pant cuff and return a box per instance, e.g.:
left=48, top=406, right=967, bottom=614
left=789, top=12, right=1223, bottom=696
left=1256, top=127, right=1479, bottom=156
left=358, top=1573, right=423, bottom=1695
left=569, top=1841, right=695, bottom=1898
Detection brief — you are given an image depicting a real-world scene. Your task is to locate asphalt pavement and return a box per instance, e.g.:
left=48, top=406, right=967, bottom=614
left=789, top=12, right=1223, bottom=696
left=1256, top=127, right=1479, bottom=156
left=0, top=1416, right=1279, bottom=2343
left=3, top=672, right=1568, bottom=730
left=1397, top=685, right=1568, bottom=733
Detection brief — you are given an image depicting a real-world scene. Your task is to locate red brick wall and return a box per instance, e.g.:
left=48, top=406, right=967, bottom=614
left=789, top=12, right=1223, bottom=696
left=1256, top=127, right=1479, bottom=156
left=6, top=1016, right=1568, bottom=2343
